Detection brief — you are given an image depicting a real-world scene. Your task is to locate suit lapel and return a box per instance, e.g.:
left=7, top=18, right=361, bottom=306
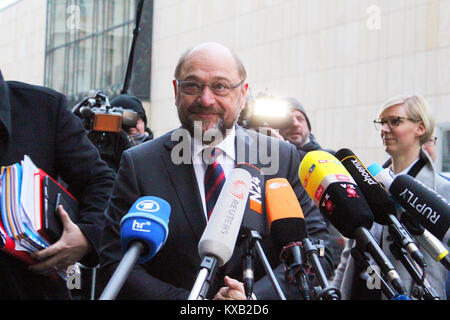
left=161, top=130, right=206, bottom=241
left=235, top=126, right=253, bottom=164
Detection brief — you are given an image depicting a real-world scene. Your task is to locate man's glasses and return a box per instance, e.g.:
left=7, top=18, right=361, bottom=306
left=176, top=79, right=244, bottom=97
left=373, top=116, right=419, bottom=131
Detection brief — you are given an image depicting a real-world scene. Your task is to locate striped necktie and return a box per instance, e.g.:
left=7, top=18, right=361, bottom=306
left=204, top=148, right=226, bottom=220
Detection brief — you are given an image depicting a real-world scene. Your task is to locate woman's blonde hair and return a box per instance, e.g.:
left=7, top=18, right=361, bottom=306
left=379, top=94, right=435, bottom=145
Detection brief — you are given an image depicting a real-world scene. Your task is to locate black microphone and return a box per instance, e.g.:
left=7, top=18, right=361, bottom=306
left=368, top=163, right=450, bottom=270
left=235, top=163, right=266, bottom=300
left=368, top=164, right=449, bottom=241
left=299, top=151, right=409, bottom=298
left=335, top=148, right=426, bottom=268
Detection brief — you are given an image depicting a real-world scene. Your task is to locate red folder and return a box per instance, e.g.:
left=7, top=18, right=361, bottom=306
left=34, top=169, right=46, bottom=235
left=0, top=218, right=36, bottom=265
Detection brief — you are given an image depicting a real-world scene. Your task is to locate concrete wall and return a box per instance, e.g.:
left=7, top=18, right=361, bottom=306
left=0, top=0, right=47, bottom=85
left=150, top=0, right=450, bottom=165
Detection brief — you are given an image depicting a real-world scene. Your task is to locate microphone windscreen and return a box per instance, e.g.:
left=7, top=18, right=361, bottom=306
left=235, top=163, right=266, bottom=236
left=266, top=178, right=307, bottom=250
left=390, top=174, right=450, bottom=241
left=198, top=168, right=252, bottom=266
left=369, top=164, right=450, bottom=240
left=120, top=196, right=171, bottom=264
left=299, top=150, right=354, bottom=207
left=335, top=148, right=398, bottom=225
left=299, top=151, right=374, bottom=238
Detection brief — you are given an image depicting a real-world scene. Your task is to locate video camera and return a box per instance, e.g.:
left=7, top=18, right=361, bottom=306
left=72, top=91, right=137, bottom=171
left=238, top=93, right=293, bottom=130
left=72, top=91, right=140, bottom=133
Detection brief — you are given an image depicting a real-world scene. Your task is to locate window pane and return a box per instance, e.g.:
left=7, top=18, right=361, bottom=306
left=46, top=47, right=66, bottom=93
left=45, top=0, right=150, bottom=105
left=443, top=130, right=450, bottom=172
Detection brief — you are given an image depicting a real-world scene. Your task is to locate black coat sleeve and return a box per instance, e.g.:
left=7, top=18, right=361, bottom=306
left=53, top=94, right=115, bottom=266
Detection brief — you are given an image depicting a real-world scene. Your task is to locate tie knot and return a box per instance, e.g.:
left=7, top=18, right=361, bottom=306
left=203, top=147, right=222, bottom=166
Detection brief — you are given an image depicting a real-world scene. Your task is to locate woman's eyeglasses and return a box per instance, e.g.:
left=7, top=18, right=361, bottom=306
left=373, top=116, right=419, bottom=131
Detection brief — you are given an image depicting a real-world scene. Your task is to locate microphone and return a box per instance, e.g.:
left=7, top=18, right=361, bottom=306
left=236, top=163, right=266, bottom=236
left=299, top=151, right=408, bottom=298
left=100, top=196, right=171, bottom=300
left=235, top=163, right=266, bottom=300
left=188, top=167, right=252, bottom=300
left=266, top=178, right=310, bottom=299
left=266, top=178, right=340, bottom=300
left=367, top=163, right=450, bottom=240
left=368, top=163, right=450, bottom=270
left=335, top=148, right=426, bottom=268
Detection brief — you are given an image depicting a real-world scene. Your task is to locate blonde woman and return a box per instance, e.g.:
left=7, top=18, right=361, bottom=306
left=333, top=94, right=450, bottom=300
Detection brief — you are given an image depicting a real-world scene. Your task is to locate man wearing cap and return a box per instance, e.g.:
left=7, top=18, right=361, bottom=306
left=110, top=94, right=154, bottom=146
left=279, top=97, right=334, bottom=155
left=278, top=97, right=344, bottom=274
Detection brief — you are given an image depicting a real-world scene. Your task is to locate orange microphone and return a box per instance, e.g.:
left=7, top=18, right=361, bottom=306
left=265, top=178, right=341, bottom=300
left=265, top=178, right=311, bottom=298
left=266, top=178, right=307, bottom=250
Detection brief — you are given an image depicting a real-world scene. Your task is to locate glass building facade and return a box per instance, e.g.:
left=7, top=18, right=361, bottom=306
left=44, top=0, right=152, bottom=106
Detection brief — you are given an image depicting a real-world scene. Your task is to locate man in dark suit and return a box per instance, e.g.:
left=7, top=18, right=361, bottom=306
left=0, top=70, right=115, bottom=299
left=98, top=43, right=333, bottom=299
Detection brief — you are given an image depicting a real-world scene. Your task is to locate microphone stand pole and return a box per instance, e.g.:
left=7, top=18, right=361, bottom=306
left=242, top=234, right=256, bottom=299
left=302, top=238, right=341, bottom=300
left=389, top=243, right=439, bottom=300
left=249, top=231, right=287, bottom=300
left=121, top=0, right=144, bottom=94
left=350, top=247, right=397, bottom=300
left=99, top=242, right=145, bottom=300
left=281, top=242, right=311, bottom=300
left=188, top=256, right=218, bottom=300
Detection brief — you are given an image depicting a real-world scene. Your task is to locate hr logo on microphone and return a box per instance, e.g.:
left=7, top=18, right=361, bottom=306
left=132, top=220, right=152, bottom=233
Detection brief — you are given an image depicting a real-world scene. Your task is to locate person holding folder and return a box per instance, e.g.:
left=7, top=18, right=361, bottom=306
left=0, top=69, right=115, bottom=299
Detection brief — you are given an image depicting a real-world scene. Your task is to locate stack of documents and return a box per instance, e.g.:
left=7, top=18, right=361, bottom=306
left=0, top=155, right=78, bottom=266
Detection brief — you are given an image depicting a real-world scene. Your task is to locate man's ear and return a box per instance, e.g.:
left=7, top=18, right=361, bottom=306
left=239, top=82, right=249, bottom=111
